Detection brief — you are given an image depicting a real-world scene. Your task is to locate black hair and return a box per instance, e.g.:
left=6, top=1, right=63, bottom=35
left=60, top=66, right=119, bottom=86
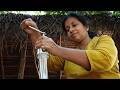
left=62, top=13, right=89, bottom=31
left=62, top=12, right=97, bottom=38
left=88, top=31, right=97, bottom=38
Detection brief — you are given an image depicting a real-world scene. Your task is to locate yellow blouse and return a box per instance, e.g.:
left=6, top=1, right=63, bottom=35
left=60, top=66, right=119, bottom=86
left=48, top=35, right=120, bottom=79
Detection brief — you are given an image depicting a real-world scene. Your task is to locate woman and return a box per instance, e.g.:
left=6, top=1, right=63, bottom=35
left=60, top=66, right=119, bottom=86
left=20, top=13, right=120, bottom=79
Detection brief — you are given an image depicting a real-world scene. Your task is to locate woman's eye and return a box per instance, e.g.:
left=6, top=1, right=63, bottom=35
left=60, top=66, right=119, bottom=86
left=65, top=26, right=70, bottom=32
left=72, top=24, right=77, bottom=27
left=66, top=28, right=69, bottom=32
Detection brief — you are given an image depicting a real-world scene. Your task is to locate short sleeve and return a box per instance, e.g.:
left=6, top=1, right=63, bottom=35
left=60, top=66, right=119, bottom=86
left=47, top=54, right=65, bottom=72
left=85, top=35, right=118, bottom=72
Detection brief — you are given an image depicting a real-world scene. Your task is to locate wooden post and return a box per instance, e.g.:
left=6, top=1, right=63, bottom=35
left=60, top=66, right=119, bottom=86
left=0, top=39, right=5, bottom=79
left=18, top=39, right=27, bottom=79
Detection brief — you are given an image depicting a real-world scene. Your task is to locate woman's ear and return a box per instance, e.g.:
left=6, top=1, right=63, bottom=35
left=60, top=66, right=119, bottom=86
left=86, top=27, right=89, bottom=32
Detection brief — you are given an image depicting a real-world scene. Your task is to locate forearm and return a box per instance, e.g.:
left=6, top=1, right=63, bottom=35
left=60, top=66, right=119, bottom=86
left=51, top=45, right=91, bottom=70
left=34, top=35, right=91, bottom=70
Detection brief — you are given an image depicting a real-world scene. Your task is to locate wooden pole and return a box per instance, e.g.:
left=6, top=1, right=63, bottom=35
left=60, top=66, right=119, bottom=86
left=0, top=39, right=5, bottom=79
left=18, top=39, right=27, bottom=79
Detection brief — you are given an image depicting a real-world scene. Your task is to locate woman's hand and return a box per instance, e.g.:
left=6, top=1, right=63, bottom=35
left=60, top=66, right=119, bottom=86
left=20, top=18, right=39, bottom=34
left=35, top=36, right=58, bottom=55
left=20, top=18, right=44, bottom=46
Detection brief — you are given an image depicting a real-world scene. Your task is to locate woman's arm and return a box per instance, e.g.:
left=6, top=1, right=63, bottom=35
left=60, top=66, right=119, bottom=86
left=55, top=46, right=91, bottom=70
left=35, top=36, right=91, bottom=71
left=20, top=18, right=90, bottom=70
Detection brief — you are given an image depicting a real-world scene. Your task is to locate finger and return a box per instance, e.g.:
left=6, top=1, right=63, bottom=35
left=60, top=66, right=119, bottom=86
left=21, top=18, right=32, bottom=27
left=24, top=29, right=33, bottom=34
left=20, top=20, right=26, bottom=29
left=35, top=43, right=43, bottom=49
left=35, top=39, right=42, bottom=45
left=20, top=20, right=29, bottom=30
left=37, top=36, right=44, bottom=41
left=41, top=46, right=45, bottom=49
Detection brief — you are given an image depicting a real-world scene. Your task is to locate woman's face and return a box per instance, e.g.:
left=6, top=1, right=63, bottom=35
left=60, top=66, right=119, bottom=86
left=64, top=17, right=88, bottom=42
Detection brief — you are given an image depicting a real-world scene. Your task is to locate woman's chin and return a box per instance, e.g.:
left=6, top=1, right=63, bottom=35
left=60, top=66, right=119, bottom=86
left=70, top=37, right=80, bottom=42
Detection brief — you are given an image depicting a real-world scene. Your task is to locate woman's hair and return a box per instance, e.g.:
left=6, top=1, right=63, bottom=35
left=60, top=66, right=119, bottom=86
left=62, top=12, right=97, bottom=38
left=62, top=13, right=89, bottom=31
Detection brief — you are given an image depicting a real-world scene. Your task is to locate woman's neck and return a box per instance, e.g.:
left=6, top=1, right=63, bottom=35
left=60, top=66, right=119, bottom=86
left=78, top=36, right=91, bottom=49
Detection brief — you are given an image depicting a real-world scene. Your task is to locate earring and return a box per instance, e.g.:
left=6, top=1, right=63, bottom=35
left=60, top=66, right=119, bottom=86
left=87, top=28, right=89, bottom=31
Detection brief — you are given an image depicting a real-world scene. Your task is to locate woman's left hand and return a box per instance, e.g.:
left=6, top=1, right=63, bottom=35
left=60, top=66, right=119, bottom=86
left=35, top=36, right=58, bottom=54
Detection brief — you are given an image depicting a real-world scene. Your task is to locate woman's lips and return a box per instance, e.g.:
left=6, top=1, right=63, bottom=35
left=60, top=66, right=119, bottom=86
left=71, top=33, right=78, bottom=38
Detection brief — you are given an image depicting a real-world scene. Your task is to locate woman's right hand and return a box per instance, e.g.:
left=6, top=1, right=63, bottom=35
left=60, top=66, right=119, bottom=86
left=20, top=18, right=39, bottom=34
left=20, top=18, right=43, bottom=46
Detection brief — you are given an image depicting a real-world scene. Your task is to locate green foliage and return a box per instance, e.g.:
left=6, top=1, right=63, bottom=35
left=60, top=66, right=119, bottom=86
left=77, top=11, right=111, bottom=15
left=45, top=11, right=68, bottom=16
left=112, top=11, right=120, bottom=16
left=1, top=11, right=120, bottom=16
left=0, top=11, right=8, bottom=14
left=44, top=11, right=113, bottom=16
left=45, top=11, right=113, bottom=16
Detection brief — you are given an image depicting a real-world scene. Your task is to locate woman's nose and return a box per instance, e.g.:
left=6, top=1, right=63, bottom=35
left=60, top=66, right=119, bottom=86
left=69, top=27, right=74, bottom=33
